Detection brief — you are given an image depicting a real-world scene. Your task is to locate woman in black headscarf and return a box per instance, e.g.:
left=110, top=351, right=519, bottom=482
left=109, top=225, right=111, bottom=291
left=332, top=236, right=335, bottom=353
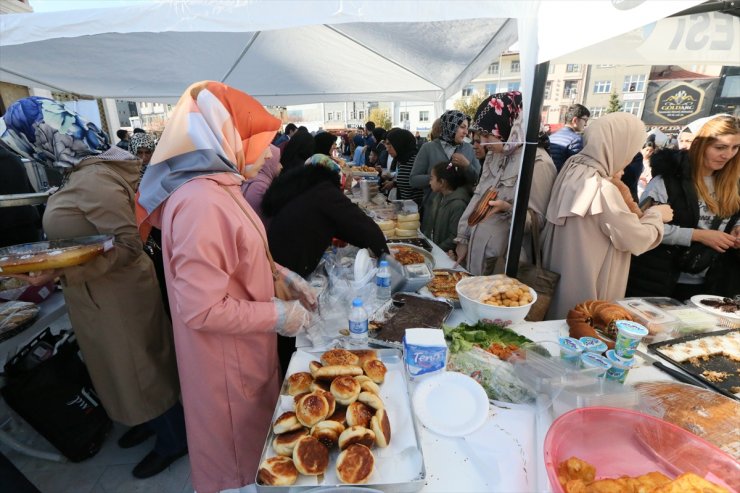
left=382, top=129, right=424, bottom=207
left=314, top=131, right=339, bottom=158
left=280, top=129, right=314, bottom=172
left=409, top=110, right=479, bottom=212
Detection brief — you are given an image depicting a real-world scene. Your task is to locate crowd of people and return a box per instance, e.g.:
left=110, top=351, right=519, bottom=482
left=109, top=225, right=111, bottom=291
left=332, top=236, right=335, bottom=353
left=0, top=82, right=738, bottom=492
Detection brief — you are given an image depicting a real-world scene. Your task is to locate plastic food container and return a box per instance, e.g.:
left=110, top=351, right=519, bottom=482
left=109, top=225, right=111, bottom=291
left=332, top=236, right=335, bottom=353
left=456, top=275, right=536, bottom=323
left=614, top=320, right=648, bottom=359
left=579, top=337, right=607, bottom=355
left=604, top=349, right=634, bottom=383
left=544, top=407, right=740, bottom=493
left=615, top=298, right=680, bottom=342
left=579, top=352, right=611, bottom=378
left=558, top=337, right=584, bottom=365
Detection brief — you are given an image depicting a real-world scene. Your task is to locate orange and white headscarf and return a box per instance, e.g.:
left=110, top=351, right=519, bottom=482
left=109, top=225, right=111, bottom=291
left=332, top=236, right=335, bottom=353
left=137, top=81, right=281, bottom=236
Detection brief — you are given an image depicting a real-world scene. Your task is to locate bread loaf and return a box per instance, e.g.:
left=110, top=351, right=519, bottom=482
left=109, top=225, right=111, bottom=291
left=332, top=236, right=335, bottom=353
left=566, top=300, right=633, bottom=348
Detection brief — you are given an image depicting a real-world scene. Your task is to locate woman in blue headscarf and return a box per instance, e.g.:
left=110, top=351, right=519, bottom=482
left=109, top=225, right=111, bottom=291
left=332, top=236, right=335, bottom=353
left=0, top=97, right=187, bottom=479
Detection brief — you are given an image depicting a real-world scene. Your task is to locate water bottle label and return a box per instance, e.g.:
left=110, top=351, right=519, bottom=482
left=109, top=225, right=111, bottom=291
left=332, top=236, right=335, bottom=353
left=349, top=319, right=368, bottom=335
left=376, top=275, right=391, bottom=288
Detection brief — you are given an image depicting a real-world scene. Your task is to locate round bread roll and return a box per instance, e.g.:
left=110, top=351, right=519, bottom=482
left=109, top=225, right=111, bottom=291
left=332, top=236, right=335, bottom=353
left=363, top=359, right=387, bottom=384
left=336, top=444, right=375, bottom=484
left=315, top=364, right=364, bottom=380
left=273, top=411, right=303, bottom=434
left=272, top=427, right=308, bottom=457
left=311, top=419, right=345, bottom=449
left=338, top=425, right=376, bottom=451
left=309, top=379, right=331, bottom=392
left=374, top=219, right=395, bottom=232
left=258, top=456, right=299, bottom=486
left=287, top=372, right=314, bottom=396
left=393, top=228, right=417, bottom=238
left=321, top=348, right=360, bottom=367
left=314, top=389, right=336, bottom=417
left=396, top=220, right=420, bottom=231
left=349, top=349, right=378, bottom=367
left=358, top=391, right=384, bottom=411
left=326, top=406, right=347, bottom=425
left=397, top=212, right=420, bottom=222
left=355, top=375, right=381, bottom=395
left=292, top=435, right=330, bottom=476
left=346, top=401, right=374, bottom=428
left=295, top=393, right=330, bottom=427
left=371, top=408, right=392, bottom=448
left=308, top=360, right=323, bottom=377
left=331, top=375, right=362, bottom=406
left=293, top=392, right=310, bottom=408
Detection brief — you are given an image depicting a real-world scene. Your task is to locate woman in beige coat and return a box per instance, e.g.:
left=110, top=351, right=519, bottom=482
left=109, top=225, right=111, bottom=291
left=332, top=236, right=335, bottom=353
left=0, top=97, right=186, bottom=479
left=542, top=112, right=673, bottom=319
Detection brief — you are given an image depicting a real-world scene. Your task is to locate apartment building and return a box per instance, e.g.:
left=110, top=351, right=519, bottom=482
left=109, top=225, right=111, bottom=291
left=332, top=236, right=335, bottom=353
left=582, top=64, right=652, bottom=119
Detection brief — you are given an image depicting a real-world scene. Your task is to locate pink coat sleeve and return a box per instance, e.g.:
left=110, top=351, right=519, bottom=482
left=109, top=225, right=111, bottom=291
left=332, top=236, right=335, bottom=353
left=166, top=190, right=278, bottom=335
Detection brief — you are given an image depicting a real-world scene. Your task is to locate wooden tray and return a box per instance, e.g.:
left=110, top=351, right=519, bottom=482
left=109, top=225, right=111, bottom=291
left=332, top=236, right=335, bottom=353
left=0, top=235, right=114, bottom=274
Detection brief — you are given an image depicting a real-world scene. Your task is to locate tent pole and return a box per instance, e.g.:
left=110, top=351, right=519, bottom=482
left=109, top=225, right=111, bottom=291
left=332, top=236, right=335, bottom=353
left=505, top=61, right=550, bottom=278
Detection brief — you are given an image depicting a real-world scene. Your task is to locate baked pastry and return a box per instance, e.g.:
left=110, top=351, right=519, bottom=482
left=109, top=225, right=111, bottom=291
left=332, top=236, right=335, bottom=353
left=345, top=401, right=374, bottom=428
left=396, top=220, right=420, bottom=231
left=331, top=375, right=361, bottom=406
left=295, top=392, right=330, bottom=427
left=315, top=364, right=364, bottom=380
left=311, top=419, right=345, bottom=449
left=374, top=219, right=395, bottom=232
left=363, top=359, right=387, bottom=384
left=467, top=187, right=498, bottom=226
left=287, top=372, right=314, bottom=396
left=371, top=408, right=391, bottom=448
left=314, top=389, right=336, bottom=417
left=393, top=228, right=418, bottom=238
left=308, top=360, right=323, bottom=377
left=338, top=425, right=376, bottom=450
left=272, top=427, right=308, bottom=457
left=397, top=212, right=420, bottom=223
left=566, top=300, right=633, bottom=348
left=257, top=456, right=299, bottom=486
left=358, top=391, right=384, bottom=411
left=0, top=300, right=39, bottom=333
left=309, top=379, right=331, bottom=392
left=336, top=444, right=375, bottom=484
left=292, top=435, right=329, bottom=476
left=273, top=411, right=303, bottom=434
left=349, top=349, right=378, bottom=367
left=326, top=406, right=347, bottom=425
left=355, top=375, right=381, bottom=395
left=321, top=348, right=360, bottom=367
left=293, top=392, right=310, bottom=407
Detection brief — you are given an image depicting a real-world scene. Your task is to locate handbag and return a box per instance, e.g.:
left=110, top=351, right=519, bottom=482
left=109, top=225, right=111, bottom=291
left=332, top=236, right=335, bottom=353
left=220, top=184, right=293, bottom=300
left=485, top=209, right=560, bottom=321
left=679, top=213, right=739, bottom=274
left=467, top=187, right=498, bottom=226
left=1, top=328, right=112, bottom=462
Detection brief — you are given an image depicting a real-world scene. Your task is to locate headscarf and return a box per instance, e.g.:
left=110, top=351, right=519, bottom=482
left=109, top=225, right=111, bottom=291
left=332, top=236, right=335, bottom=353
left=128, top=132, right=156, bottom=157
left=0, top=96, right=110, bottom=168
left=385, top=128, right=417, bottom=163
left=280, top=129, right=314, bottom=171
left=137, top=81, right=281, bottom=234
left=545, top=112, right=646, bottom=226
left=473, top=91, right=524, bottom=157
left=314, top=132, right=338, bottom=156
left=306, top=153, right=341, bottom=174
left=440, top=110, right=469, bottom=145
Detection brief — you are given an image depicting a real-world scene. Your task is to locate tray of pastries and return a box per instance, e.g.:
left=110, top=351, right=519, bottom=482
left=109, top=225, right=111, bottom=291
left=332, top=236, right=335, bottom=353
left=0, top=235, right=114, bottom=274
left=0, top=300, right=39, bottom=343
left=256, top=347, right=425, bottom=491
left=422, top=269, right=471, bottom=308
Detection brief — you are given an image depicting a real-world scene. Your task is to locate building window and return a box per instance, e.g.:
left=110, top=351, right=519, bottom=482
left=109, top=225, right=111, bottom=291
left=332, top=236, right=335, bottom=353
left=336, top=111, right=342, bottom=120
left=508, top=81, right=520, bottom=92
left=485, top=83, right=497, bottom=96
left=544, top=81, right=552, bottom=99
left=563, top=80, right=578, bottom=99
left=623, top=74, right=646, bottom=92
left=462, top=85, right=474, bottom=97
left=511, top=60, right=520, bottom=73
left=593, top=80, right=612, bottom=94
left=487, top=62, right=499, bottom=74
left=419, top=111, right=429, bottom=122
left=358, top=110, right=365, bottom=120
left=566, top=64, right=580, bottom=73
left=327, top=112, right=333, bottom=121
left=597, top=64, right=615, bottom=68
left=400, top=111, right=409, bottom=121
left=623, top=101, right=642, bottom=116
left=589, top=107, right=606, bottom=118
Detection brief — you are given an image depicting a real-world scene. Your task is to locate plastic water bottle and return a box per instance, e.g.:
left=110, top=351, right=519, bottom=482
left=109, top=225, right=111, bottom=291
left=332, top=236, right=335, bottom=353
left=376, top=260, right=391, bottom=302
left=348, top=297, right=369, bottom=346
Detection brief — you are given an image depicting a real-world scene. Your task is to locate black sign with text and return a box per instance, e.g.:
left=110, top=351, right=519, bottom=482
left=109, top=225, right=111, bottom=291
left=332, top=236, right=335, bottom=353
left=643, top=80, right=718, bottom=126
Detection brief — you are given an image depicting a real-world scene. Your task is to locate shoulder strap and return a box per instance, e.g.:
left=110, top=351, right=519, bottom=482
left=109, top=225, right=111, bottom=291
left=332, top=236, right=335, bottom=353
left=219, top=184, right=279, bottom=280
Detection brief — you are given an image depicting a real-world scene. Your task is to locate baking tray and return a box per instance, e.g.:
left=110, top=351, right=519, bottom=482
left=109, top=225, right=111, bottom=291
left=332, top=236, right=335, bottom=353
left=369, top=293, right=453, bottom=349
left=648, top=328, right=739, bottom=401
left=383, top=237, right=433, bottom=252
left=255, top=348, right=426, bottom=492
left=418, top=268, right=472, bottom=308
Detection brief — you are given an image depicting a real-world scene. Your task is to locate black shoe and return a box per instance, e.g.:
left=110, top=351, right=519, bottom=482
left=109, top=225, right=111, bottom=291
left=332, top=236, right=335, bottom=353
left=132, top=448, right=188, bottom=479
left=117, top=424, right=155, bottom=449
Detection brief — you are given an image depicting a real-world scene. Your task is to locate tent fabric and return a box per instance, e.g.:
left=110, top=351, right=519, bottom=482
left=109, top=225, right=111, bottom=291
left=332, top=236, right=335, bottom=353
left=0, top=0, right=703, bottom=105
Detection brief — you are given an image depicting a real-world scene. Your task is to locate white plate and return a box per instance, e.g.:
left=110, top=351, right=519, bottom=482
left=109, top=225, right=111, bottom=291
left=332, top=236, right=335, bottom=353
left=412, top=371, right=489, bottom=437
left=690, top=295, right=740, bottom=321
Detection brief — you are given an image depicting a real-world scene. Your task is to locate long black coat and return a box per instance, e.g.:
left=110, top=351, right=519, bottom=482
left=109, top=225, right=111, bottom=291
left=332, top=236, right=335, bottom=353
left=263, top=165, right=389, bottom=278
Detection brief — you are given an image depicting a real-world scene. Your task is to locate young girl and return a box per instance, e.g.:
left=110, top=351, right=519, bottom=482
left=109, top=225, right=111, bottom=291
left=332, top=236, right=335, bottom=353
left=421, top=160, right=472, bottom=254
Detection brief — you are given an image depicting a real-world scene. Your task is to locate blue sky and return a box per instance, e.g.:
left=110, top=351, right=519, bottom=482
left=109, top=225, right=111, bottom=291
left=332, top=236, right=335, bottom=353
left=30, top=0, right=151, bottom=12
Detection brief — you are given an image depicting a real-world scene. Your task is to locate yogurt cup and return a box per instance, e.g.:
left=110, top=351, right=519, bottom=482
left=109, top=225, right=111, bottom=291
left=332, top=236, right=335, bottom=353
left=614, top=320, right=649, bottom=359
left=559, top=337, right=585, bottom=366
left=580, top=352, right=612, bottom=378
left=579, top=336, right=608, bottom=355
left=605, top=349, right=635, bottom=384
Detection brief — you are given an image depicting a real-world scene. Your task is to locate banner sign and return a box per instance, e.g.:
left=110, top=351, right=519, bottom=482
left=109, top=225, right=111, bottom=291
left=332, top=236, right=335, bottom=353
left=642, top=79, right=718, bottom=126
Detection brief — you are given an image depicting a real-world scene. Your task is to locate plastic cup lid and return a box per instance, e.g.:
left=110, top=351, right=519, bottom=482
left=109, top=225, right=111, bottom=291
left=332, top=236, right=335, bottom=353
left=579, top=337, right=607, bottom=349
left=605, top=349, right=635, bottom=368
left=580, top=352, right=612, bottom=370
left=614, top=320, right=648, bottom=338
left=559, top=337, right=585, bottom=353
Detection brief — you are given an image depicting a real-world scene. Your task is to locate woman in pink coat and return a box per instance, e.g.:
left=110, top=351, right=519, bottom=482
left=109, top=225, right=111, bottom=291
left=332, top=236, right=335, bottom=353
left=137, top=81, right=316, bottom=493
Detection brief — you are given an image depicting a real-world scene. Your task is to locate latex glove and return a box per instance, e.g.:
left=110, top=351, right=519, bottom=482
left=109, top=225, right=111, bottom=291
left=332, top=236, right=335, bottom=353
left=273, top=298, right=310, bottom=337
left=379, top=253, right=405, bottom=294
left=277, top=266, right=318, bottom=311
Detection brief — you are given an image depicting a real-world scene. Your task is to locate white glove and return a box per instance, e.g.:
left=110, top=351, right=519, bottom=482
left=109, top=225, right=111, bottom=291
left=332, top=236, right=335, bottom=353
left=273, top=298, right=310, bottom=337
left=277, top=266, right=318, bottom=310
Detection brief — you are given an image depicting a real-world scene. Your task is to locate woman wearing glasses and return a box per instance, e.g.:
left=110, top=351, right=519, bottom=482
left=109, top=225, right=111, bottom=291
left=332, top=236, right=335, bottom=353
left=453, top=91, right=557, bottom=274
